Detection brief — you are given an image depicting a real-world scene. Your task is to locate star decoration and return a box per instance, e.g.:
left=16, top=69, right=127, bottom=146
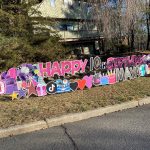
left=18, top=89, right=27, bottom=99
left=34, top=69, right=39, bottom=75
left=27, top=81, right=37, bottom=97
left=10, top=92, right=18, bottom=100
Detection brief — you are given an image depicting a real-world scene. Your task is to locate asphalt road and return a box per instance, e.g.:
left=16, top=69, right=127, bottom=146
left=1, top=104, right=150, bottom=150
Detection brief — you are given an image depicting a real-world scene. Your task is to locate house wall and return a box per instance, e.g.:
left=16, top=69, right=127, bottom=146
left=35, top=0, right=103, bottom=54
left=36, top=0, right=94, bottom=19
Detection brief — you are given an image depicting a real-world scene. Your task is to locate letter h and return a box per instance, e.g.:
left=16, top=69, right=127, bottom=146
left=38, top=62, right=51, bottom=77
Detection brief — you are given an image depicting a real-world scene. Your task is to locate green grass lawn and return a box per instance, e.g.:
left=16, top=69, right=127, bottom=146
left=0, top=77, right=150, bottom=128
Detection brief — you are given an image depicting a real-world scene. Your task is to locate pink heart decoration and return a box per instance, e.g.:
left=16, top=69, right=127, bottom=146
left=83, top=75, right=93, bottom=89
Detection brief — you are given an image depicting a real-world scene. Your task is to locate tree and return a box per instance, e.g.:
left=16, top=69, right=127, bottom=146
left=0, top=0, right=56, bottom=41
left=145, top=0, right=150, bottom=50
left=93, top=0, right=147, bottom=52
left=0, top=0, right=67, bottom=71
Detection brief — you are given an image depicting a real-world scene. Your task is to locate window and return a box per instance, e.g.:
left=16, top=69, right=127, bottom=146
left=78, top=0, right=81, bottom=7
left=59, top=23, right=74, bottom=31
left=50, top=0, right=55, bottom=7
left=59, top=24, right=67, bottom=31
left=95, top=41, right=100, bottom=51
left=73, top=24, right=78, bottom=31
left=87, top=3, right=92, bottom=14
left=67, top=25, right=74, bottom=31
left=82, top=47, right=90, bottom=55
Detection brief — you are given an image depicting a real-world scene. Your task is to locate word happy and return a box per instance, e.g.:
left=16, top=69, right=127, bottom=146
left=38, top=60, right=88, bottom=77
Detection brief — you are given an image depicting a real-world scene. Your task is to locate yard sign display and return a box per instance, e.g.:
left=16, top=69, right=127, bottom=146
left=0, top=55, right=149, bottom=100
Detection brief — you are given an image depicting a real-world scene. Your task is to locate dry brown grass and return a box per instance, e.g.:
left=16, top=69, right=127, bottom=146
left=0, top=77, right=150, bottom=128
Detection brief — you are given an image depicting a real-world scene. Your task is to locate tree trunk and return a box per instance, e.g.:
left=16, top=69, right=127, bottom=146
left=146, top=2, right=150, bottom=50
left=146, top=18, right=150, bottom=50
left=131, top=29, right=135, bottom=51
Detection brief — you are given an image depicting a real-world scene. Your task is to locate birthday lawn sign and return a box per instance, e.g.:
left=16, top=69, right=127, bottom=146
left=0, top=55, right=150, bottom=100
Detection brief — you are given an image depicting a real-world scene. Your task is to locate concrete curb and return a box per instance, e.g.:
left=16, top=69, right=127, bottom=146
left=138, top=97, right=150, bottom=106
left=46, top=100, right=139, bottom=127
left=0, top=121, right=47, bottom=139
left=0, top=97, right=150, bottom=139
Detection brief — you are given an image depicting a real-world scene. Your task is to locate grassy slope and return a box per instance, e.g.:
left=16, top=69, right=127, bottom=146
left=0, top=77, right=150, bottom=128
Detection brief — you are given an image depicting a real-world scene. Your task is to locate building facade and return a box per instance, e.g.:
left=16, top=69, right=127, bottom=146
left=37, top=0, right=104, bottom=55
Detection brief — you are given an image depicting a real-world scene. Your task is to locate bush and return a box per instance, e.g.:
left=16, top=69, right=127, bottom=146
left=34, top=37, right=68, bottom=62
left=0, top=34, right=68, bottom=71
left=0, top=0, right=70, bottom=71
left=115, top=44, right=131, bottom=54
left=0, top=35, right=23, bottom=70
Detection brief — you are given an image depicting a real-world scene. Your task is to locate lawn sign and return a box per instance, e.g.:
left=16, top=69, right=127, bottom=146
left=0, top=55, right=149, bottom=100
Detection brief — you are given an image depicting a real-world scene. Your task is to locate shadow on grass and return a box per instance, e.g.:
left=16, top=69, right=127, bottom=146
left=0, top=95, right=11, bottom=102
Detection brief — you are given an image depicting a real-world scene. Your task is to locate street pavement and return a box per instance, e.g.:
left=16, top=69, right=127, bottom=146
left=1, top=104, right=150, bottom=150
